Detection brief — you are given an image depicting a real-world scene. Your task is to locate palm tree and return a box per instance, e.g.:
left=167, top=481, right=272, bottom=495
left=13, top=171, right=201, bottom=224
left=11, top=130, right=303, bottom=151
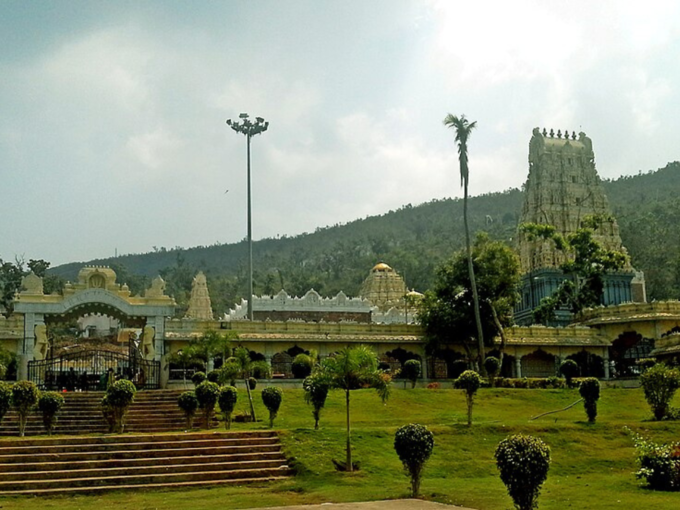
left=320, top=345, right=391, bottom=472
left=443, top=113, right=485, bottom=374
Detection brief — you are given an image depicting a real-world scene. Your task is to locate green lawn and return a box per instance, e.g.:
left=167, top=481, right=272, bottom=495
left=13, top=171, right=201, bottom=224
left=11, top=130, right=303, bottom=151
left=2, top=386, right=679, bottom=510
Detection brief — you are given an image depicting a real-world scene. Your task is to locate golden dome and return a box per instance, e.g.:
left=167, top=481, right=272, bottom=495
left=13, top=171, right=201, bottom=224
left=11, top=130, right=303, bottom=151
left=372, top=263, right=392, bottom=272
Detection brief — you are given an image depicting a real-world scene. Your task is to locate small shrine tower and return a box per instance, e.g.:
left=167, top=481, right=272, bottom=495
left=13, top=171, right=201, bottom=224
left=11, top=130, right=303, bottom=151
left=185, top=272, right=214, bottom=320
left=359, top=263, right=407, bottom=312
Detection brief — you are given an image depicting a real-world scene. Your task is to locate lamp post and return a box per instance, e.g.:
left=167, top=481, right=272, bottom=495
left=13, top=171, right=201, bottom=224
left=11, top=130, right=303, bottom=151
left=227, top=113, right=269, bottom=321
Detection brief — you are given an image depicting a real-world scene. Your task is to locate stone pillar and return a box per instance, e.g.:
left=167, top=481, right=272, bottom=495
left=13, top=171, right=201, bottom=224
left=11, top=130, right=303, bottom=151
left=152, top=315, right=168, bottom=388
left=18, top=313, right=39, bottom=381
left=160, top=353, right=169, bottom=389
left=515, top=356, right=522, bottom=379
left=420, top=354, right=429, bottom=380
left=603, top=350, right=610, bottom=380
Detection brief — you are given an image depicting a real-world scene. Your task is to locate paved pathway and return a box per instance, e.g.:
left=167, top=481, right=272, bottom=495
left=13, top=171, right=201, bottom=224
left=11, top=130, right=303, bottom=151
left=249, top=500, right=476, bottom=510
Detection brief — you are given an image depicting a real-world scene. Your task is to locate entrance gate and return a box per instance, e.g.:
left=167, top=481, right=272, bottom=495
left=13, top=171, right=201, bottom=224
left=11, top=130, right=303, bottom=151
left=28, top=348, right=160, bottom=390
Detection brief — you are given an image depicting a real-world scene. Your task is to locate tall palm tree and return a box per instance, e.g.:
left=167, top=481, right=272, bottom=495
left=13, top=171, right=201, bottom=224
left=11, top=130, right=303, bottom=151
left=443, top=114, right=485, bottom=374
left=320, top=345, right=391, bottom=472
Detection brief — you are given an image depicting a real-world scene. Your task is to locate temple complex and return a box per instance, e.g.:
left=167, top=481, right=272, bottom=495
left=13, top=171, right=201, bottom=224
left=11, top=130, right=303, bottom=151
left=514, top=128, right=644, bottom=325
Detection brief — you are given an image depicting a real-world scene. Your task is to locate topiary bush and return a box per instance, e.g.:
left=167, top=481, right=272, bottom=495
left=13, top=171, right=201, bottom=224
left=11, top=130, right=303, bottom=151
left=104, top=379, right=136, bottom=433
left=191, top=371, right=206, bottom=386
left=484, top=356, right=501, bottom=387
left=177, top=391, right=199, bottom=430
left=11, top=380, right=40, bottom=437
left=291, top=354, right=313, bottom=379
left=401, top=359, right=421, bottom=389
left=559, top=359, right=579, bottom=387
left=248, top=377, right=257, bottom=390
left=640, top=363, right=680, bottom=420
left=495, top=434, right=551, bottom=510
left=0, top=381, right=11, bottom=425
left=261, top=387, right=283, bottom=428
left=38, top=391, right=64, bottom=435
left=206, top=370, right=220, bottom=383
left=578, top=377, right=600, bottom=423
left=454, top=370, right=482, bottom=426
left=303, top=372, right=330, bottom=429
left=218, top=385, right=238, bottom=429
left=195, top=380, right=220, bottom=429
left=629, top=430, right=680, bottom=491
left=394, top=423, right=434, bottom=497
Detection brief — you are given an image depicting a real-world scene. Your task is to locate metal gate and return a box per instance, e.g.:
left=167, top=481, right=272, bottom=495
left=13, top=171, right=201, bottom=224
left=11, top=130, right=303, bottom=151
left=28, top=348, right=160, bottom=390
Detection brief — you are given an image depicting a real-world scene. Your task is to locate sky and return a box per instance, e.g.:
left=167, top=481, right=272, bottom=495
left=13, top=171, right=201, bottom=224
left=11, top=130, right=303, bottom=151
left=1, top=1, right=679, bottom=267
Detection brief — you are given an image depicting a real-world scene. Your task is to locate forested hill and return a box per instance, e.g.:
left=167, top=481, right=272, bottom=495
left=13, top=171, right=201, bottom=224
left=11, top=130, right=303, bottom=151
left=51, top=161, right=680, bottom=314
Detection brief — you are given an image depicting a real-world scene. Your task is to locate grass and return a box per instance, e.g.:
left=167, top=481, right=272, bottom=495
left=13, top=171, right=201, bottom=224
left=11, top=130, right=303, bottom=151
left=1, top=386, right=679, bottom=509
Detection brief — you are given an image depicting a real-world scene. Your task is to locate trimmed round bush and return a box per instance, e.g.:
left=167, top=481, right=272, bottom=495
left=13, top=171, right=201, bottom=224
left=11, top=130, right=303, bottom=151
left=105, top=379, right=136, bottom=433
left=0, top=381, right=11, bottom=423
left=248, top=377, right=257, bottom=390
left=484, top=356, right=501, bottom=387
left=402, top=359, right=421, bottom=389
left=578, top=377, right=601, bottom=423
left=640, top=363, right=680, bottom=420
left=191, top=371, right=207, bottom=386
left=195, top=380, right=220, bottom=429
left=303, top=373, right=330, bottom=429
left=177, top=391, right=199, bottom=429
left=291, top=354, right=313, bottom=379
left=261, top=387, right=283, bottom=428
left=218, top=385, right=238, bottom=429
left=11, top=380, right=40, bottom=437
left=38, top=391, right=65, bottom=435
left=206, top=370, right=220, bottom=383
left=495, top=434, right=551, bottom=510
left=394, top=423, right=434, bottom=497
left=559, top=359, right=579, bottom=386
left=454, top=370, right=483, bottom=426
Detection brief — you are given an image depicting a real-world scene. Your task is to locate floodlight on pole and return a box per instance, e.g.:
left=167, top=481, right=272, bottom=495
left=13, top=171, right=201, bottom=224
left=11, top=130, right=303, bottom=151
left=226, top=113, right=269, bottom=321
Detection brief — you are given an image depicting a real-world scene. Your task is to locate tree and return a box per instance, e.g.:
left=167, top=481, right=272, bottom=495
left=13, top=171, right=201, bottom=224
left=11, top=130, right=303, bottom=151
left=579, top=378, right=600, bottom=423
left=221, top=347, right=269, bottom=422
left=495, top=434, right=551, bottom=510
left=640, top=363, right=680, bottom=420
left=177, top=391, right=199, bottom=429
left=454, top=370, right=482, bottom=426
left=218, top=386, right=238, bottom=429
left=394, top=423, right=435, bottom=497
left=38, top=391, right=64, bottom=435
left=303, top=371, right=331, bottom=430
left=443, top=113, right=485, bottom=373
left=559, top=359, right=579, bottom=388
left=201, top=329, right=238, bottom=367
left=401, top=359, right=421, bottom=389
left=195, top=380, right=220, bottom=429
left=520, top=215, right=628, bottom=324
left=0, top=258, right=63, bottom=316
left=419, top=233, right=520, bottom=365
left=11, top=380, right=40, bottom=437
left=261, top=387, right=283, bottom=428
left=168, top=345, right=205, bottom=389
left=484, top=356, right=501, bottom=387
left=319, top=345, right=391, bottom=472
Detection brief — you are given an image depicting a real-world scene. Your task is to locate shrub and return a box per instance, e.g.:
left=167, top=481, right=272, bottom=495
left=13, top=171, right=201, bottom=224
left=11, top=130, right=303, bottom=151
left=195, top=381, right=220, bottom=429
left=291, top=354, right=313, bottom=379
left=495, top=434, right=551, bottom=510
left=0, top=381, right=11, bottom=424
left=251, top=360, right=272, bottom=379
left=191, top=371, right=206, bottom=386
left=636, top=358, right=657, bottom=373
left=454, top=370, right=482, bottom=426
left=38, top=391, right=64, bottom=435
left=247, top=377, right=257, bottom=390
left=629, top=430, right=680, bottom=491
left=559, top=359, right=579, bottom=387
left=450, top=360, right=467, bottom=379
left=218, top=360, right=241, bottom=386
left=484, top=356, right=501, bottom=387
left=401, top=359, right=421, bottom=389
left=104, top=379, right=136, bottom=433
left=640, top=363, right=680, bottom=420
left=206, top=370, right=220, bottom=383
left=11, top=380, right=40, bottom=437
left=394, top=423, right=434, bottom=497
left=177, top=391, right=199, bottom=429
left=303, top=373, right=330, bottom=429
left=218, top=385, right=238, bottom=429
left=261, top=387, right=283, bottom=428
left=578, top=377, right=600, bottom=423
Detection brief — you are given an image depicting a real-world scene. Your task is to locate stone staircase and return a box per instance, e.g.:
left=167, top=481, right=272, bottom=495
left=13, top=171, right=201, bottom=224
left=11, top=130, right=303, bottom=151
left=0, top=390, right=212, bottom=436
left=0, top=430, right=291, bottom=495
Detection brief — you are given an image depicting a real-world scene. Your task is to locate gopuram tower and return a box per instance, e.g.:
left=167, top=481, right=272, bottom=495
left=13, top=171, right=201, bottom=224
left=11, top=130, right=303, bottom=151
left=514, top=127, right=644, bottom=325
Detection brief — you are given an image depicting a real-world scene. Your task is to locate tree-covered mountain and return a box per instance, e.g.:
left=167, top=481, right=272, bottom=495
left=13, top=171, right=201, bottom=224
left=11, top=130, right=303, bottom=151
left=51, top=162, right=680, bottom=315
